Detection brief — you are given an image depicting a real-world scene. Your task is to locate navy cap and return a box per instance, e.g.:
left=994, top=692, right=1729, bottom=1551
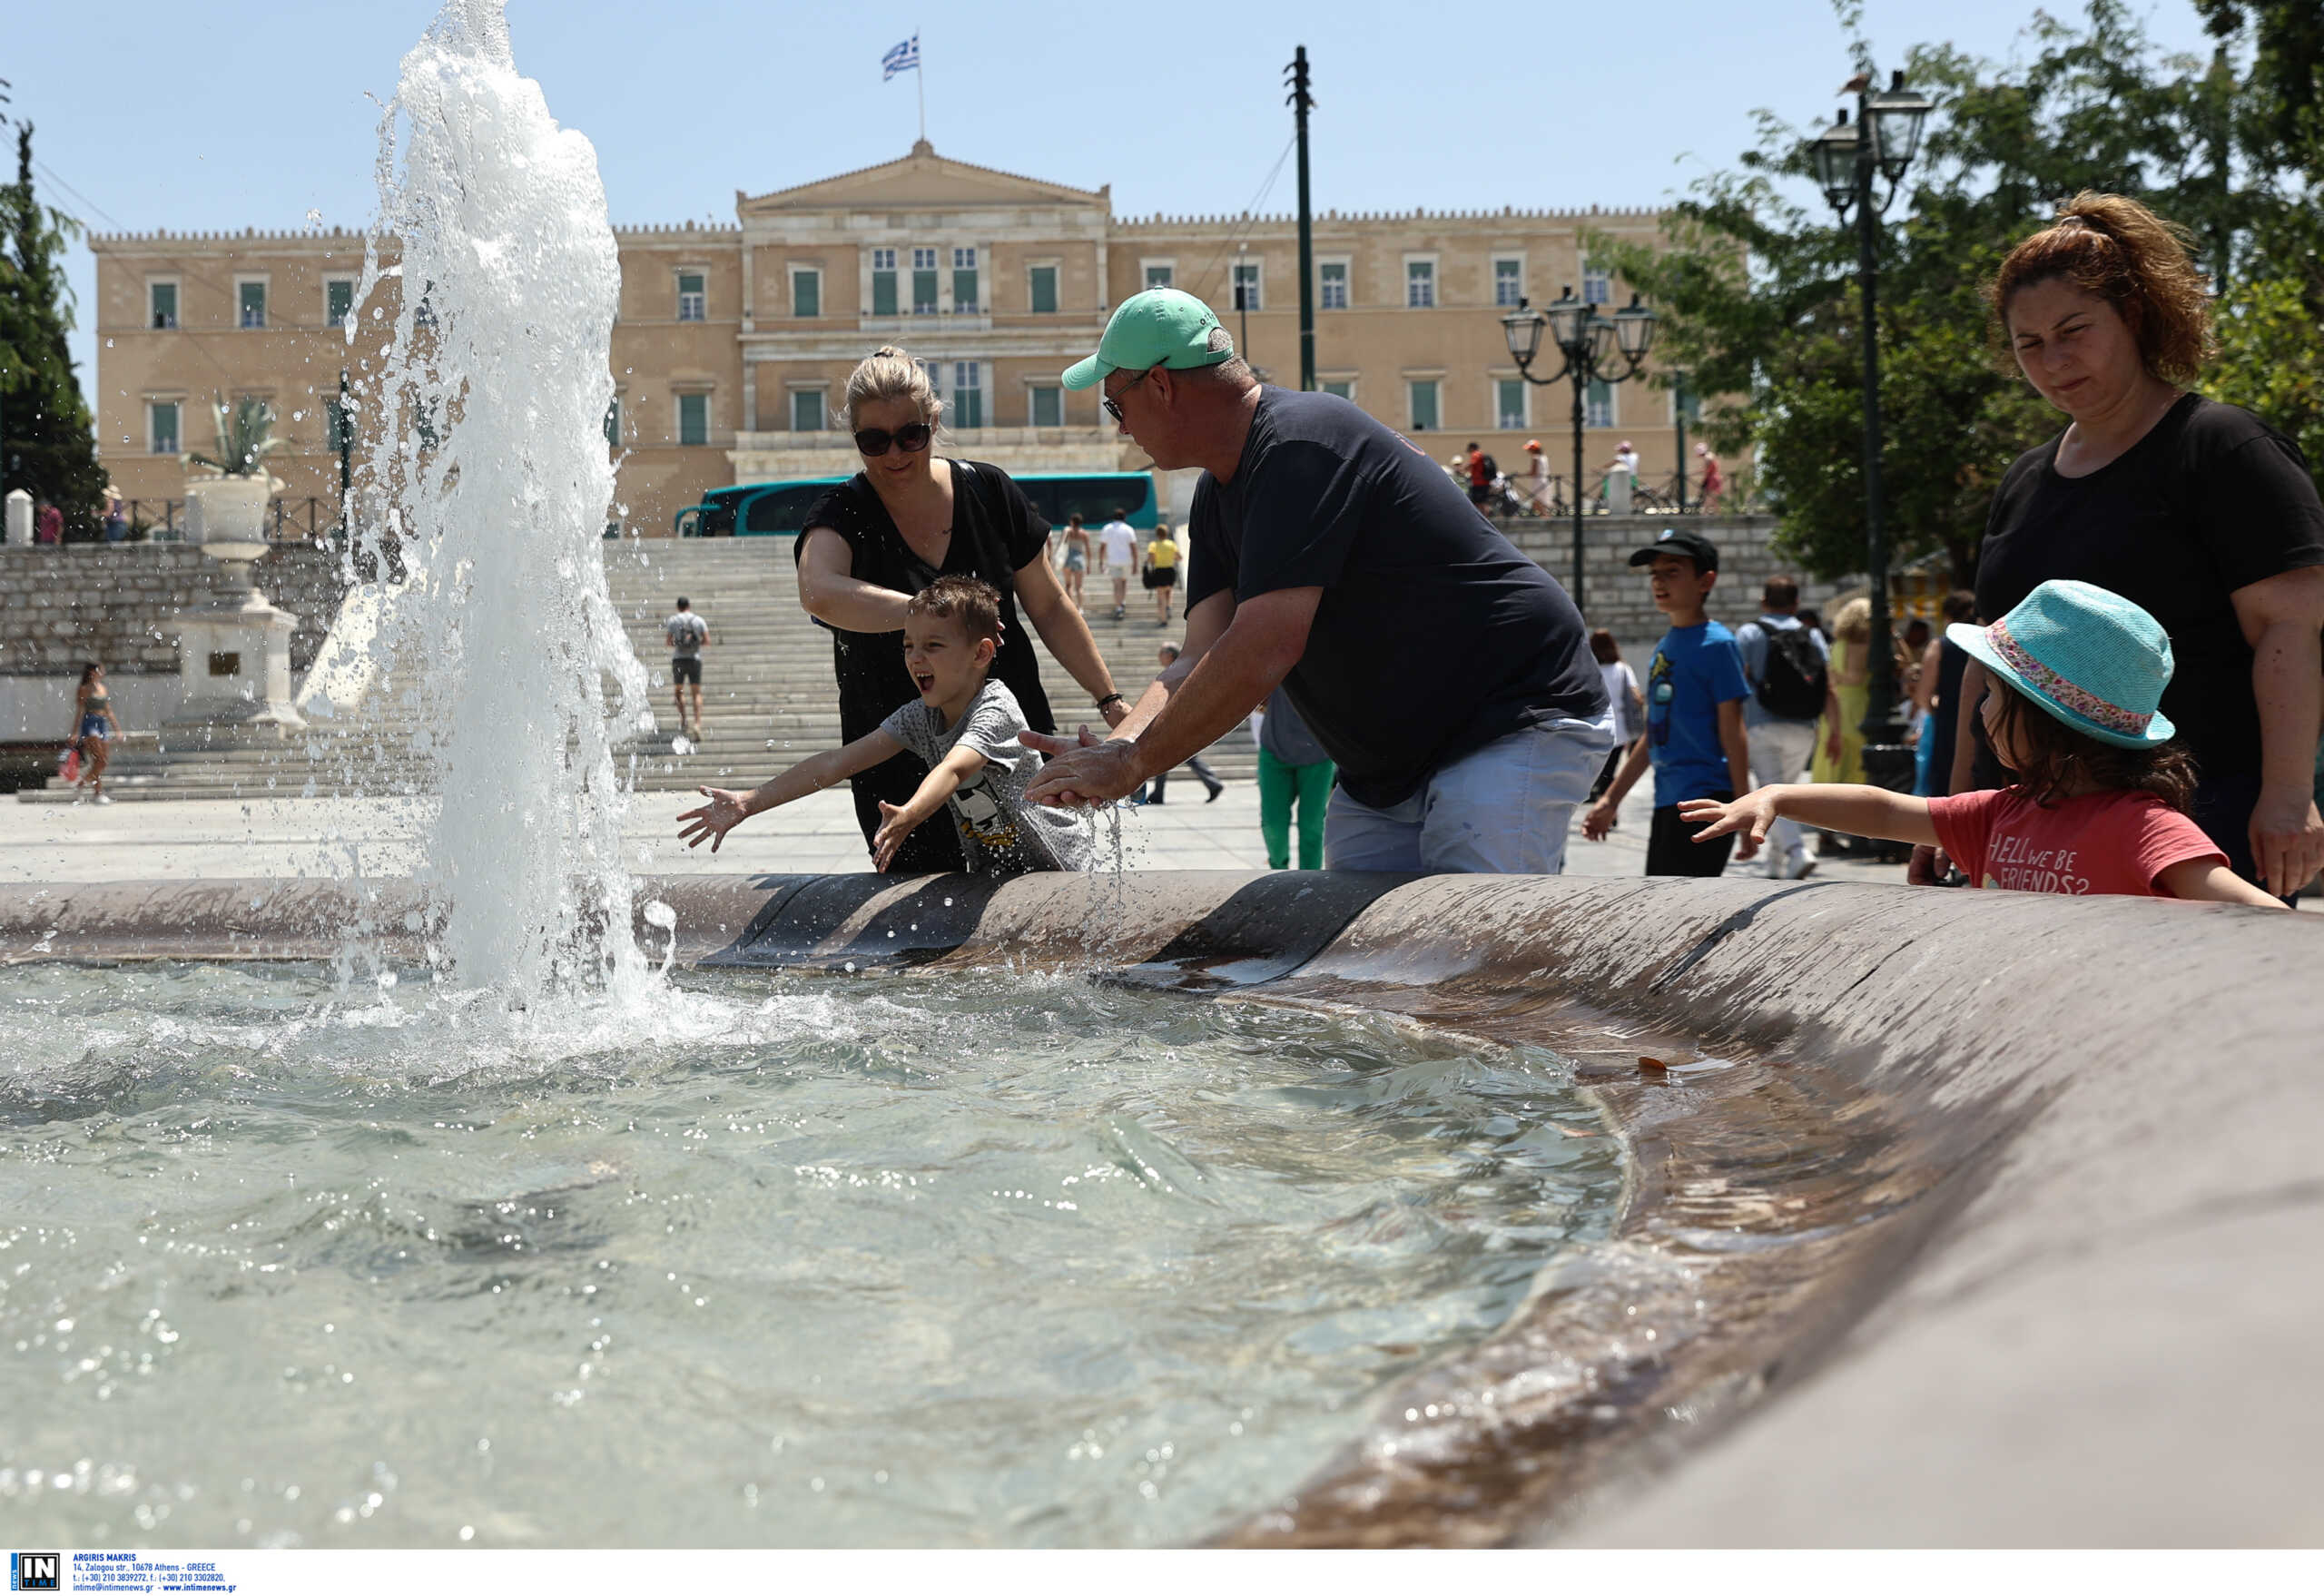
left=1629, top=527, right=1718, bottom=572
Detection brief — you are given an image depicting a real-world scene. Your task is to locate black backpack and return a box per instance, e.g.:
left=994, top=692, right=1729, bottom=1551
left=1478, top=453, right=1500, bottom=479
left=1755, top=625, right=1828, bottom=720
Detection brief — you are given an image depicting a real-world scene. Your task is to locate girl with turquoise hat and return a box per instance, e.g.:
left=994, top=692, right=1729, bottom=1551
left=1679, top=581, right=2284, bottom=907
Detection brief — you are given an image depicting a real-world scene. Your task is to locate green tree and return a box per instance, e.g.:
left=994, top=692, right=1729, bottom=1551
left=0, top=120, right=106, bottom=531
left=1594, top=1, right=2262, bottom=585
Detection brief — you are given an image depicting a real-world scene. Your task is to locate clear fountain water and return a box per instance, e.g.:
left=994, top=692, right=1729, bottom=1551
left=349, top=0, right=650, bottom=1001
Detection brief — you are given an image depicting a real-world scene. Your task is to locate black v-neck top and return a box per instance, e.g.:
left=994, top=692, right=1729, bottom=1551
left=1974, top=393, right=2324, bottom=782
left=796, top=458, right=1059, bottom=744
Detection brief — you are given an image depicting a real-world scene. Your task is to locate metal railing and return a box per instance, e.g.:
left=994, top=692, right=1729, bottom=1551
left=119, top=498, right=338, bottom=545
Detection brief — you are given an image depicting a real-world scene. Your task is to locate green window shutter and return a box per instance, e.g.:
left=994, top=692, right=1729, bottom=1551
left=872, top=271, right=898, bottom=316
left=793, top=271, right=819, bottom=318
left=239, top=281, right=266, bottom=328
left=151, top=282, right=178, bottom=329
left=152, top=402, right=180, bottom=454
left=1497, top=379, right=1525, bottom=429
left=912, top=270, right=939, bottom=313
left=1411, top=380, right=1438, bottom=432
left=1323, top=380, right=1353, bottom=400
left=954, top=389, right=982, bottom=429
left=602, top=400, right=619, bottom=447
left=952, top=269, right=978, bottom=311
left=679, top=393, right=708, bottom=447
left=326, top=281, right=354, bottom=324
left=1031, top=387, right=1061, bottom=427
left=1029, top=266, right=1058, bottom=314
left=792, top=390, right=822, bottom=432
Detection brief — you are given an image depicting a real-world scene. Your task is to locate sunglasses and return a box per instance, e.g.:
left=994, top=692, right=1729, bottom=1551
left=1101, top=366, right=1158, bottom=426
left=854, top=421, right=933, bottom=456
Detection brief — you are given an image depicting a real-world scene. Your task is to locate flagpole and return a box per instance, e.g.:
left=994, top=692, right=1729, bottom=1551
left=916, top=32, right=926, bottom=143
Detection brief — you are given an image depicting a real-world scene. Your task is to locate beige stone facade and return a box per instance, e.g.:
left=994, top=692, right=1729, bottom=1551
left=91, top=142, right=1716, bottom=537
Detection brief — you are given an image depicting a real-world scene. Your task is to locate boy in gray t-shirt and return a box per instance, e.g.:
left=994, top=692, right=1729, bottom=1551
left=677, top=576, right=1091, bottom=875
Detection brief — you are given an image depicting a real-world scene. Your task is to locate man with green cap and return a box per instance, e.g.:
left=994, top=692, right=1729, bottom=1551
left=1023, top=289, right=1612, bottom=872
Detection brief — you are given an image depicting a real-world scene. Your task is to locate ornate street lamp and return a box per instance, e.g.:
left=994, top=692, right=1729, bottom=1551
left=1806, top=66, right=1932, bottom=794
left=1502, top=286, right=1657, bottom=613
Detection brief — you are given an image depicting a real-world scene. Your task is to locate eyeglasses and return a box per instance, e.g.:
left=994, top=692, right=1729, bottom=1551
left=853, top=421, right=933, bottom=456
left=1101, top=366, right=1158, bottom=426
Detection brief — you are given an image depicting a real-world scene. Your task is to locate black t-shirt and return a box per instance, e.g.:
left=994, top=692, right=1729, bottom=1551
left=1186, top=387, right=1606, bottom=808
left=795, top=458, right=1059, bottom=744
left=1974, top=393, right=2324, bottom=783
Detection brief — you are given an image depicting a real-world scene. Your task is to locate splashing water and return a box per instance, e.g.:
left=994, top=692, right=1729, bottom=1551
left=351, top=0, right=651, bottom=1000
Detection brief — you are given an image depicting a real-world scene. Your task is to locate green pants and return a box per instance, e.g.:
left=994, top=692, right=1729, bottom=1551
left=1258, top=747, right=1334, bottom=870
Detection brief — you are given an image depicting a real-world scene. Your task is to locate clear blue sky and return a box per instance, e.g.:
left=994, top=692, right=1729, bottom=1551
left=5, top=0, right=2223, bottom=389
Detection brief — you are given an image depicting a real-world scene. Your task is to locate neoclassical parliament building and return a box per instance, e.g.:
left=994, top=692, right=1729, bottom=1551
left=90, top=141, right=1683, bottom=535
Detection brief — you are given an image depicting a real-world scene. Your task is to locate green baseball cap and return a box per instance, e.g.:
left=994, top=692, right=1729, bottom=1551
left=1061, top=289, right=1235, bottom=390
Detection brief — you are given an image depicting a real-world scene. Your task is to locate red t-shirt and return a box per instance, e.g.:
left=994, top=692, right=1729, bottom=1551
left=1467, top=449, right=1489, bottom=487
left=1926, top=786, right=2224, bottom=898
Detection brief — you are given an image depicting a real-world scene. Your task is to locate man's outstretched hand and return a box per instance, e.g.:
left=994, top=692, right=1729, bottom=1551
left=677, top=787, right=750, bottom=852
left=1022, top=725, right=1144, bottom=808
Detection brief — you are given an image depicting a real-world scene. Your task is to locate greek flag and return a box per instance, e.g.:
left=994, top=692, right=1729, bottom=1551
left=881, top=34, right=921, bottom=80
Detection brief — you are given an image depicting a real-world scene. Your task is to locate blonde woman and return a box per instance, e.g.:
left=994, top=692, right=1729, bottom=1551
left=792, top=346, right=1128, bottom=872
left=1810, top=596, right=1873, bottom=787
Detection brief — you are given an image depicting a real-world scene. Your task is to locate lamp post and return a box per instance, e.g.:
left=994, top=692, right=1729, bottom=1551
left=1806, top=67, right=1933, bottom=793
left=1501, top=287, right=1657, bottom=615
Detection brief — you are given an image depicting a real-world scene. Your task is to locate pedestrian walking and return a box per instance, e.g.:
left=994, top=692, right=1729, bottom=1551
left=1256, top=683, right=1334, bottom=869
left=1027, top=289, right=1610, bottom=873
left=1586, top=629, right=1644, bottom=812
left=1464, top=441, right=1498, bottom=508
left=1812, top=596, right=1875, bottom=787
left=1521, top=440, right=1554, bottom=516
left=1581, top=529, right=1756, bottom=875
left=34, top=500, right=63, bottom=546
left=1097, top=507, right=1137, bottom=621
left=665, top=596, right=709, bottom=740
left=1914, top=590, right=1977, bottom=797
left=1133, top=643, right=1225, bottom=804
left=1696, top=444, right=1725, bottom=514
left=68, top=663, right=120, bottom=803
left=1059, top=513, right=1091, bottom=610
left=1733, top=576, right=1837, bottom=879
left=102, top=488, right=129, bottom=543
left=1144, top=522, right=1181, bottom=626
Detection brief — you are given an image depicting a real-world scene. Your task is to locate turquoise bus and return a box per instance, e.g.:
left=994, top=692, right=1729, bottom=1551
left=675, top=470, right=1159, bottom=537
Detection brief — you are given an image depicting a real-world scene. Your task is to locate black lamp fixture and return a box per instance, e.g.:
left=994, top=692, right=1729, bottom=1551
left=1500, top=284, right=1658, bottom=613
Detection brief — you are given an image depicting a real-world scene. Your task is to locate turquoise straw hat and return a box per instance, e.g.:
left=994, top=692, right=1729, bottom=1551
left=1947, top=579, right=2175, bottom=748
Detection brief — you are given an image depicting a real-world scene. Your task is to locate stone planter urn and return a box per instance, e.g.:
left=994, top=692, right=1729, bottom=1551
left=166, top=473, right=305, bottom=744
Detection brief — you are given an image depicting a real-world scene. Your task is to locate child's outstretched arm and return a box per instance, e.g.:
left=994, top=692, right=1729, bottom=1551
left=678, top=729, right=904, bottom=852
left=1679, top=783, right=1940, bottom=853
left=2154, top=858, right=2290, bottom=909
left=872, top=744, right=989, bottom=871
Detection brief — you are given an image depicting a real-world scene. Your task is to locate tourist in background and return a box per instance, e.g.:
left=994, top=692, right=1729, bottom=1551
left=1813, top=596, right=1875, bottom=787
left=1256, top=684, right=1333, bottom=869
left=1735, top=576, right=1837, bottom=881
left=794, top=345, right=1126, bottom=872
left=102, top=489, right=129, bottom=544
left=1946, top=191, right=2324, bottom=897
left=1097, top=507, right=1137, bottom=621
left=1132, top=643, right=1225, bottom=804
left=34, top=499, right=62, bottom=546
left=1464, top=441, right=1497, bottom=508
left=1058, top=513, right=1090, bottom=610
left=69, top=663, right=118, bottom=803
left=1696, top=443, right=1725, bottom=514
left=1144, top=522, right=1181, bottom=626
left=1521, top=440, right=1553, bottom=516
left=664, top=596, right=709, bottom=741
left=1915, top=590, right=1977, bottom=798
left=1586, top=629, right=1644, bottom=813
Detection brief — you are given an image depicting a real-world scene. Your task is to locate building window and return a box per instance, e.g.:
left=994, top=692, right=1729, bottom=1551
left=1581, top=265, right=1614, bottom=306
left=677, top=271, right=706, bottom=321
left=238, top=281, right=267, bottom=329
left=326, top=278, right=356, bottom=328
left=1405, top=261, right=1435, bottom=310
left=678, top=392, right=709, bottom=447
left=603, top=398, right=621, bottom=447
left=1496, top=379, right=1527, bottom=430
left=950, top=361, right=982, bottom=429
left=1494, top=259, right=1523, bottom=308
left=792, top=268, right=820, bottom=319
left=1233, top=261, right=1262, bottom=312
left=1029, top=385, right=1062, bottom=428
left=1029, top=264, right=1058, bottom=315
left=149, top=281, right=179, bottom=330
left=912, top=247, right=940, bottom=314
left=1408, top=379, right=1439, bottom=432
left=1323, top=379, right=1354, bottom=401
left=1318, top=261, right=1347, bottom=310
left=791, top=389, right=824, bottom=432
left=952, top=247, right=979, bottom=313
left=1144, top=261, right=1174, bottom=290
left=871, top=248, right=899, bottom=316
left=1587, top=378, right=1614, bottom=429
left=149, top=399, right=181, bottom=456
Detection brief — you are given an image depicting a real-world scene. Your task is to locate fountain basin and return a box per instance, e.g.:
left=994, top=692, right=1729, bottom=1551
left=2, top=872, right=2316, bottom=1545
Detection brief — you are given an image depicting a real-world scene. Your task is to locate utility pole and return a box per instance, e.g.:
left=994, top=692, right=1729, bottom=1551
left=1285, top=46, right=1315, bottom=391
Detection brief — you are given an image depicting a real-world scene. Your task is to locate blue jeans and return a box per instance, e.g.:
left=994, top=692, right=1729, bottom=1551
left=1323, top=712, right=1614, bottom=873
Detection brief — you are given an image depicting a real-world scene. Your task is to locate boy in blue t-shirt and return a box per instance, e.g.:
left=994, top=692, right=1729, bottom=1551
left=1580, top=530, right=1758, bottom=875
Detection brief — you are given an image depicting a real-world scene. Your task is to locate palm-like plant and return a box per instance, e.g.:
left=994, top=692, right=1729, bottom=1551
left=185, top=395, right=290, bottom=478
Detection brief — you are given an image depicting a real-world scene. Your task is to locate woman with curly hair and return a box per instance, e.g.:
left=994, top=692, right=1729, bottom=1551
left=1947, top=192, right=2324, bottom=897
